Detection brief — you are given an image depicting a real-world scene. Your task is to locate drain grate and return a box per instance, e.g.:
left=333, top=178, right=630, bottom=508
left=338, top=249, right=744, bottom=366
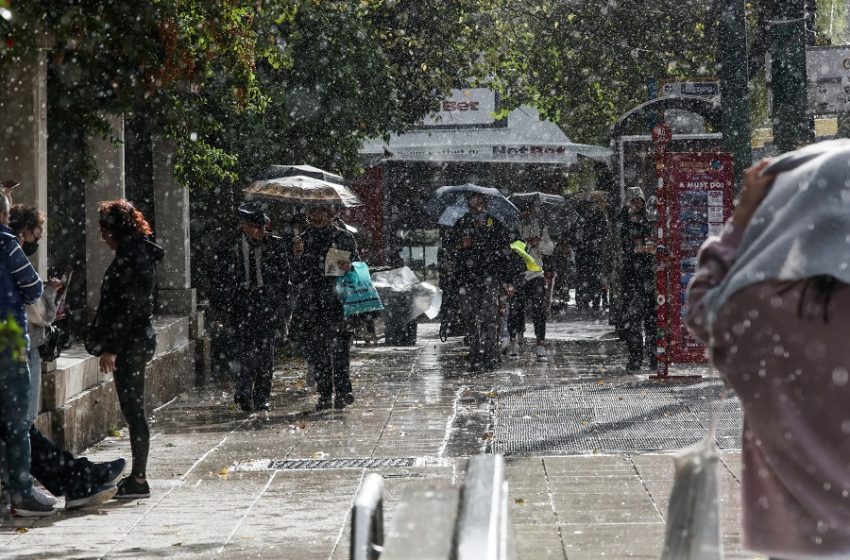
left=232, top=457, right=417, bottom=471
left=271, top=457, right=416, bottom=470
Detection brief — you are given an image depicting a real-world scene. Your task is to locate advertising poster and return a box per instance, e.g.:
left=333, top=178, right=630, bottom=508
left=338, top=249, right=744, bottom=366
left=657, top=152, right=734, bottom=365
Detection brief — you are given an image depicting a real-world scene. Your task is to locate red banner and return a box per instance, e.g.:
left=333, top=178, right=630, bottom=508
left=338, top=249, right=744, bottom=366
left=656, top=152, right=735, bottom=368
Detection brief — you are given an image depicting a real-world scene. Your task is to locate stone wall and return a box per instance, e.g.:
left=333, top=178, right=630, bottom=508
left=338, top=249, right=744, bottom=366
left=38, top=316, right=208, bottom=454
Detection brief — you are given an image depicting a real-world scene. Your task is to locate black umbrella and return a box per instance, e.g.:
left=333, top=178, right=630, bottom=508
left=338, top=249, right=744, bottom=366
left=425, top=183, right=520, bottom=228
left=253, top=164, right=345, bottom=185
left=509, top=192, right=570, bottom=239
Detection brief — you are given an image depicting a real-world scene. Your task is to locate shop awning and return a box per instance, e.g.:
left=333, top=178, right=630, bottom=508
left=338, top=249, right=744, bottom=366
left=360, top=106, right=612, bottom=165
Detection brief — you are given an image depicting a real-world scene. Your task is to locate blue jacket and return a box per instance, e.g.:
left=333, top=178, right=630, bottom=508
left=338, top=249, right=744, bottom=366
left=0, top=224, right=43, bottom=337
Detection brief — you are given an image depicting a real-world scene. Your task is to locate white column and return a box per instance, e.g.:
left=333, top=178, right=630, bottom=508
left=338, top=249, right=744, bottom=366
left=0, top=48, right=49, bottom=275
left=85, top=115, right=126, bottom=312
left=152, top=136, right=196, bottom=315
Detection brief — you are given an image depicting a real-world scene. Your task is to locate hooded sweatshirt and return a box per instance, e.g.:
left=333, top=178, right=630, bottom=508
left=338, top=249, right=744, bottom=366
left=88, top=236, right=164, bottom=356
left=686, top=141, right=850, bottom=559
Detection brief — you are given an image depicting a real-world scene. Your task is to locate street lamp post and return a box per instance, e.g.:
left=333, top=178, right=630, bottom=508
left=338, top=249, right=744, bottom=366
left=770, top=0, right=814, bottom=152
left=717, top=0, right=752, bottom=193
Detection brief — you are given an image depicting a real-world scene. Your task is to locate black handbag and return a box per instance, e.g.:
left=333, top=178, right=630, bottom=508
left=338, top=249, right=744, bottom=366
left=38, top=323, right=70, bottom=361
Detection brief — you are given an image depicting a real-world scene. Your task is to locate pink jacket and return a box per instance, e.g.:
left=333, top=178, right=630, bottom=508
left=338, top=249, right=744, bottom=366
left=687, top=223, right=850, bottom=559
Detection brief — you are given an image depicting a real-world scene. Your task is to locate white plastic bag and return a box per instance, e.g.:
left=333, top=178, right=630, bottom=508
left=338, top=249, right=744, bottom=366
left=660, top=430, right=723, bottom=560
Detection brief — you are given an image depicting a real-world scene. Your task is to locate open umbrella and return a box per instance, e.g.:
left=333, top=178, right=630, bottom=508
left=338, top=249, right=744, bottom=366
left=509, top=192, right=571, bottom=239
left=243, top=175, right=362, bottom=207
left=425, top=183, right=519, bottom=228
left=252, top=164, right=345, bottom=185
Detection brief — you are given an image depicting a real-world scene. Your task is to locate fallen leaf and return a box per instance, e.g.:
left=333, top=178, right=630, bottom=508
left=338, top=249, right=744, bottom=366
left=172, top=543, right=183, bottom=547
left=514, top=498, right=526, bottom=505
left=297, top=422, right=307, bottom=430
left=484, top=390, right=498, bottom=398
left=219, top=467, right=229, bottom=476
left=109, top=429, right=121, bottom=438
left=15, top=527, right=27, bottom=534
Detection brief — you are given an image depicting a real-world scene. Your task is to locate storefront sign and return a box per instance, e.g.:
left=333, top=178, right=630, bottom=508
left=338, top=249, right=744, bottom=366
left=420, top=88, right=498, bottom=127
left=659, top=79, right=720, bottom=101
left=806, top=46, right=850, bottom=115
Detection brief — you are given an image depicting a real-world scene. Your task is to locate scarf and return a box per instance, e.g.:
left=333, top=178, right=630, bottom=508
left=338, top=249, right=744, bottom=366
left=241, top=234, right=265, bottom=289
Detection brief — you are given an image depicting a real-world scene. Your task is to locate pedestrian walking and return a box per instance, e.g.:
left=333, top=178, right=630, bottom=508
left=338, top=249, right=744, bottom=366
left=0, top=193, right=53, bottom=517
left=446, top=193, right=515, bottom=372
left=210, top=203, right=290, bottom=412
left=86, top=200, right=162, bottom=500
left=619, top=188, right=657, bottom=372
left=686, top=141, right=850, bottom=559
left=9, top=204, right=124, bottom=509
left=291, top=205, right=358, bottom=411
left=507, top=208, right=555, bottom=361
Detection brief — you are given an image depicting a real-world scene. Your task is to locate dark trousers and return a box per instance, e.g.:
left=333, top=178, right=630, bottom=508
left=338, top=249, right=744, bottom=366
left=508, top=277, right=547, bottom=342
left=459, top=281, right=500, bottom=368
left=0, top=354, right=33, bottom=500
left=233, top=330, right=276, bottom=406
left=29, top=425, right=95, bottom=496
left=622, top=270, right=657, bottom=368
left=300, top=288, right=353, bottom=401
left=575, top=250, right=603, bottom=310
left=307, top=324, right=353, bottom=400
left=114, top=342, right=155, bottom=480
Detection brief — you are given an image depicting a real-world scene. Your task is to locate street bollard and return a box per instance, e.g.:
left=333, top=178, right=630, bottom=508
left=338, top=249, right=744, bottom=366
left=351, top=473, right=385, bottom=560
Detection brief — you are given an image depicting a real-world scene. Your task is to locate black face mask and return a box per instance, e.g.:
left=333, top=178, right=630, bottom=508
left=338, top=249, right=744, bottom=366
left=22, top=241, right=39, bottom=256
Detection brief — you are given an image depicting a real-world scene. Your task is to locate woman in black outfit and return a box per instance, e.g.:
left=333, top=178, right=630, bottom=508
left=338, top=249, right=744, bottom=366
left=87, top=200, right=163, bottom=499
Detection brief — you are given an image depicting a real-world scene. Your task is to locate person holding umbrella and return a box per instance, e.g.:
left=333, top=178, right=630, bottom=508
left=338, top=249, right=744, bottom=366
left=445, top=192, right=517, bottom=372
left=291, top=205, right=358, bottom=411
left=209, top=203, right=290, bottom=412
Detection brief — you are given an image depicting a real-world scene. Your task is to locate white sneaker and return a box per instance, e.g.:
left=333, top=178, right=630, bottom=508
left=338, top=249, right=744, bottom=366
left=32, top=483, right=57, bottom=507
left=508, top=340, right=519, bottom=359
left=535, top=344, right=548, bottom=362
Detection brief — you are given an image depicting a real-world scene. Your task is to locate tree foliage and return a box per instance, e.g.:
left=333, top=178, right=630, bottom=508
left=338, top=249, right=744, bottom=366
left=1, top=0, right=494, bottom=188
left=479, top=0, right=716, bottom=144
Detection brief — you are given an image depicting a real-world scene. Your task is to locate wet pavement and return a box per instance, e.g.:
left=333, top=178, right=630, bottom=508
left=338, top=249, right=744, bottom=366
left=0, top=317, right=763, bottom=559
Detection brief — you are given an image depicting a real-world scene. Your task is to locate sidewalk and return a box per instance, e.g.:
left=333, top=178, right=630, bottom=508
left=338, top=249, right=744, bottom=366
left=0, top=320, right=761, bottom=559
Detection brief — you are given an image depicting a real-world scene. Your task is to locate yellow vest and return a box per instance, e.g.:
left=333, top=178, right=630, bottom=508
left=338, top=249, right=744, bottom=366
left=510, top=240, right=543, bottom=272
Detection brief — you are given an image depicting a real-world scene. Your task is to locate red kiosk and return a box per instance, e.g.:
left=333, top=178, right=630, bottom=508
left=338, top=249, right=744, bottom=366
left=651, top=134, right=735, bottom=378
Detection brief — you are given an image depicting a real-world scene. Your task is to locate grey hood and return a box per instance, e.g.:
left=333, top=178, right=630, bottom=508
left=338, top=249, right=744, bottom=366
left=702, top=139, right=850, bottom=324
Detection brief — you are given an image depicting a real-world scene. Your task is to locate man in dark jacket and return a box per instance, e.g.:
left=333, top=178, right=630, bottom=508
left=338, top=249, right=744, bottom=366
left=619, top=189, right=657, bottom=371
left=291, top=205, right=358, bottom=411
left=446, top=194, right=516, bottom=372
left=210, top=203, right=290, bottom=412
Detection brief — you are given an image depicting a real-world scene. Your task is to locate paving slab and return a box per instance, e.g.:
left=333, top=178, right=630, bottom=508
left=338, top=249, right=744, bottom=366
left=1, top=320, right=764, bottom=559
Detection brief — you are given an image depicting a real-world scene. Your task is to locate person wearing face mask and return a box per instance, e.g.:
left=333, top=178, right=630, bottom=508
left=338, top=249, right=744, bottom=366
left=210, top=202, right=290, bottom=413
left=8, top=206, right=61, bottom=422
left=6, top=204, right=124, bottom=511
left=291, top=205, right=358, bottom=411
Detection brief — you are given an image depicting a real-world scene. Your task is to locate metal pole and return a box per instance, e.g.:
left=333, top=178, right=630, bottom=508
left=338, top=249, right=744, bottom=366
left=716, top=0, right=753, bottom=193
left=770, top=0, right=814, bottom=153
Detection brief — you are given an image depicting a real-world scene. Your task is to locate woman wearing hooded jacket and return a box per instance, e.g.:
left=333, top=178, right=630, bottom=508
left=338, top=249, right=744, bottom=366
left=686, top=141, right=850, bottom=559
left=87, top=200, right=163, bottom=500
